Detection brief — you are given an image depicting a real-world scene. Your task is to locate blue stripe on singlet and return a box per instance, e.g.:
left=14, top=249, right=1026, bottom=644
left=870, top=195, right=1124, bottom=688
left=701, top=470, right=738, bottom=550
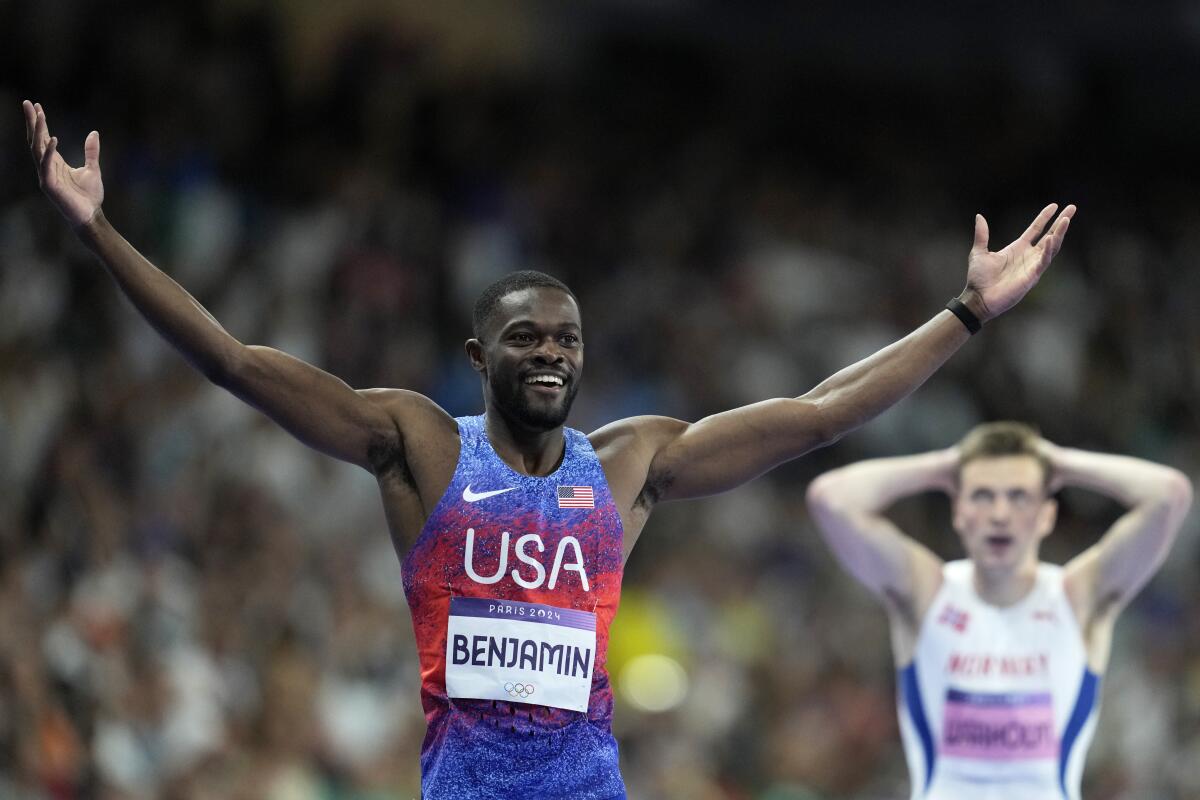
left=900, top=663, right=936, bottom=792
left=1058, top=669, right=1099, bottom=799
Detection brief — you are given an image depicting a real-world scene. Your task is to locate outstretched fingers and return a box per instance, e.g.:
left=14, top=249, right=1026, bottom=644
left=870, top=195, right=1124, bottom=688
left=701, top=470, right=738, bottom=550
left=36, top=103, right=49, bottom=146
left=40, top=136, right=59, bottom=184
left=1030, top=211, right=1073, bottom=278
left=1040, top=212, right=1072, bottom=261
left=1037, top=204, right=1076, bottom=250
left=22, top=100, right=36, bottom=146
left=1020, top=203, right=1059, bottom=245
left=29, top=104, right=51, bottom=163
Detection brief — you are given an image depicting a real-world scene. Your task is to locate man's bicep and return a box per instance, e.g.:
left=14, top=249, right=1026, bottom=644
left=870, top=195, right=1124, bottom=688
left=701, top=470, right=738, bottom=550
left=1067, top=500, right=1189, bottom=616
left=221, top=345, right=407, bottom=471
left=647, top=399, right=827, bottom=502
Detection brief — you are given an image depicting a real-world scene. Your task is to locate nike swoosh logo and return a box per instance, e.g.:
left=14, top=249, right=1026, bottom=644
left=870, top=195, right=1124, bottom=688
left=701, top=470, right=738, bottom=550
left=462, top=485, right=517, bottom=503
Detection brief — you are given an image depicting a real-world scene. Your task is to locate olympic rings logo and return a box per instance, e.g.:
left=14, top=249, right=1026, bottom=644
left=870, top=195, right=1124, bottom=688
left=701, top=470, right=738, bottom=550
left=504, top=681, right=536, bottom=699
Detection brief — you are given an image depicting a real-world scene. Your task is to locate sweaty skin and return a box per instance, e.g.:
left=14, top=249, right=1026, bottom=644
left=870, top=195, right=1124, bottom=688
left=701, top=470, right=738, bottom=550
left=23, top=98, right=1075, bottom=584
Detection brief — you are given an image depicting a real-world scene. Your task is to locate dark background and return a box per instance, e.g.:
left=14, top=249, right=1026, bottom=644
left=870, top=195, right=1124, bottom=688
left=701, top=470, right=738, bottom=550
left=2, top=2, right=1199, bottom=797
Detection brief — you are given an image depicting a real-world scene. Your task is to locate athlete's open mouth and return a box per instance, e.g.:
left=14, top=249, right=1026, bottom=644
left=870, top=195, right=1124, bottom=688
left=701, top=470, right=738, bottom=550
left=985, top=534, right=1015, bottom=550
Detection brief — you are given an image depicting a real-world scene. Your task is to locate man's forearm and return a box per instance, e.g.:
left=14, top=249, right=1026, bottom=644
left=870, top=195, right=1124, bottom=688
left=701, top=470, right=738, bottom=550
left=803, top=311, right=969, bottom=445
left=811, top=449, right=957, bottom=513
left=648, top=311, right=971, bottom=503
left=1052, top=447, right=1192, bottom=511
left=77, top=210, right=241, bottom=381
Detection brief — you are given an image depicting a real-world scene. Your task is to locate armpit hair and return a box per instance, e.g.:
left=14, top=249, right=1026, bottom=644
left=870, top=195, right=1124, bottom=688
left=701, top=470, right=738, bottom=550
left=636, top=468, right=674, bottom=511
left=367, top=432, right=415, bottom=487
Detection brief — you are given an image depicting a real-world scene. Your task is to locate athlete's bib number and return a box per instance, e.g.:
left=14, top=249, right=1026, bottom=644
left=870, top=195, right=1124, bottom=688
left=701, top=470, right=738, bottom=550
left=445, top=597, right=596, bottom=713
left=942, top=688, right=1057, bottom=760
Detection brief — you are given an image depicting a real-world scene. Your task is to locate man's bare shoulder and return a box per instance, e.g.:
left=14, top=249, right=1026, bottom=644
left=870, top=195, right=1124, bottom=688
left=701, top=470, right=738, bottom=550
left=588, top=416, right=690, bottom=532
left=358, top=388, right=452, bottom=422
left=587, top=415, right=688, bottom=460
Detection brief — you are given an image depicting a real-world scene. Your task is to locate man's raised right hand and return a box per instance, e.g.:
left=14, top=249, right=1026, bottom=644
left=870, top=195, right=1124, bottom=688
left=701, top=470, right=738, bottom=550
left=23, top=100, right=104, bottom=229
left=959, top=203, right=1075, bottom=323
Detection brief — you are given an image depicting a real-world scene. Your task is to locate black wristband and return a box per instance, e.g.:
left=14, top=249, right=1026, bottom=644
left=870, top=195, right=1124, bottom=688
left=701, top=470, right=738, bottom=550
left=945, top=297, right=982, bottom=335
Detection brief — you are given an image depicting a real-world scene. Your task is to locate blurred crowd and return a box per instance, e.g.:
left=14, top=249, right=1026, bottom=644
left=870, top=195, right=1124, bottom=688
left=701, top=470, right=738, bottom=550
left=2, top=2, right=1199, bottom=798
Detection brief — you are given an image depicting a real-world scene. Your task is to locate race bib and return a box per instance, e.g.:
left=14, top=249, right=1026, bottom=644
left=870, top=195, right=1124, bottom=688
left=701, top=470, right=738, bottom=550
left=445, top=597, right=597, bottom=713
left=942, top=689, right=1057, bottom=760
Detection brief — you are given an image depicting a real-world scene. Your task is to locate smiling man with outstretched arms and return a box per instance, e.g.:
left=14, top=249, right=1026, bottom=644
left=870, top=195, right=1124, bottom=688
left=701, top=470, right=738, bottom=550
left=25, top=99, right=1074, bottom=800
left=806, top=423, right=1193, bottom=800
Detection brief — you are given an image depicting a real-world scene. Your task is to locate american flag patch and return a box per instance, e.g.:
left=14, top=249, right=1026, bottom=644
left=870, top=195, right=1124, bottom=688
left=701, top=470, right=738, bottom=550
left=557, top=486, right=594, bottom=509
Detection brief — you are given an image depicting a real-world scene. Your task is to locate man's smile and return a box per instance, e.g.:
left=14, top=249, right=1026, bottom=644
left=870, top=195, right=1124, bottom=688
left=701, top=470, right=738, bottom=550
left=523, top=371, right=567, bottom=394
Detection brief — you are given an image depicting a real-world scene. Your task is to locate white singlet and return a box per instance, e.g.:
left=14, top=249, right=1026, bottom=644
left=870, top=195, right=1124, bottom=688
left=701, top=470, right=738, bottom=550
left=898, top=560, right=1100, bottom=800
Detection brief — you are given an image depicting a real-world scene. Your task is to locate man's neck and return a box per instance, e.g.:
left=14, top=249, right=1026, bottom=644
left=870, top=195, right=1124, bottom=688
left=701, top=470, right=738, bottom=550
left=972, top=559, right=1040, bottom=607
left=485, top=411, right=566, bottom=477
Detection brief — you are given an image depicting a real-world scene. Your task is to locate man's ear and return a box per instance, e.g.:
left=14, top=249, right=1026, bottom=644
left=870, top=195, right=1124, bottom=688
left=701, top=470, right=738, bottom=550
left=465, top=339, right=486, bottom=373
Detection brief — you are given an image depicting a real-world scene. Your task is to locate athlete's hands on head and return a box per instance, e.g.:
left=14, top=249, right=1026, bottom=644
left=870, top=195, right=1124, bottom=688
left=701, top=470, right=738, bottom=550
left=1034, top=437, right=1067, bottom=493
left=962, top=203, right=1075, bottom=323
left=934, top=446, right=961, bottom=495
left=23, top=100, right=104, bottom=229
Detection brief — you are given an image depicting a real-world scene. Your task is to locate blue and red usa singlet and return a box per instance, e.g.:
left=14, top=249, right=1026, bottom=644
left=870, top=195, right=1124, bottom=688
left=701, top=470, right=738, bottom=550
left=402, top=415, right=626, bottom=800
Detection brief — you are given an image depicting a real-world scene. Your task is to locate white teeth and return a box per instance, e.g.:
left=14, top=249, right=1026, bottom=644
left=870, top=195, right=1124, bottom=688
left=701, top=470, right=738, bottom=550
left=525, top=375, right=563, bottom=386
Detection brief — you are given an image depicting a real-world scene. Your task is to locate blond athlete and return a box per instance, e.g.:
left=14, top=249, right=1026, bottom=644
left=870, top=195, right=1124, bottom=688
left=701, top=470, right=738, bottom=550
left=807, top=423, right=1192, bottom=800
